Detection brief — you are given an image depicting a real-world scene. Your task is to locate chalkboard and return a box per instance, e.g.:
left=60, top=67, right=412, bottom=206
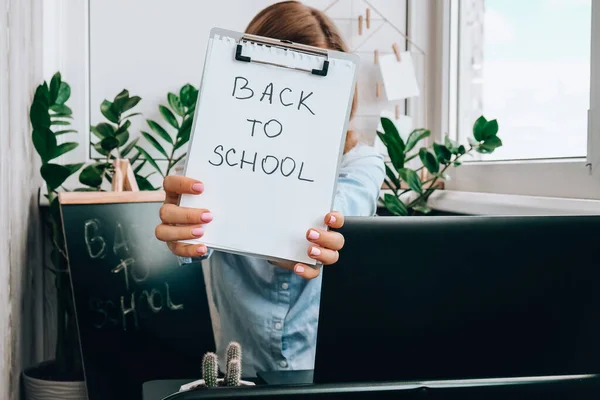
left=59, top=192, right=215, bottom=400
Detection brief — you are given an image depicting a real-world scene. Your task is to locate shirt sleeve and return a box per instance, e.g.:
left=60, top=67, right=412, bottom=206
left=332, top=145, right=386, bottom=217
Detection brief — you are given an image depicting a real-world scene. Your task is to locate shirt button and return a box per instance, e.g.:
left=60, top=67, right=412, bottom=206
left=280, top=360, right=288, bottom=368
left=274, top=322, right=282, bottom=330
left=281, top=282, right=289, bottom=290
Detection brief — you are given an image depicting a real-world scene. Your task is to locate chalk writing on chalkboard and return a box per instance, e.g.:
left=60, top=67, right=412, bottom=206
left=206, top=76, right=316, bottom=182
left=84, top=218, right=184, bottom=331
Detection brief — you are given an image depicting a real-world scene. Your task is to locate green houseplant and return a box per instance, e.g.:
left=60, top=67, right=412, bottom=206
left=23, top=74, right=199, bottom=400
left=23, top=72, right=88, bottom=400
left=378, top=115, right=502, bottom=216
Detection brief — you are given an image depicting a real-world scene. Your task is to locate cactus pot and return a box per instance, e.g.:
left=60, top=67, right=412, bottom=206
left=179, top=378, right=255, bottom=392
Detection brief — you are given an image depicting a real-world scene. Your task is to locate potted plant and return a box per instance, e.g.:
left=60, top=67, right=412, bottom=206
left=23, top=73, right=199, bottom=399
left=178, top=342, right=255, bottom=393
left=377, top=115, right=502, bottom=215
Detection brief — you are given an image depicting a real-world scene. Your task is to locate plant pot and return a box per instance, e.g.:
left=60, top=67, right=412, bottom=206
left=179, top=378, right=255, bottom=392
left=22, top=360, right=87, bottom=400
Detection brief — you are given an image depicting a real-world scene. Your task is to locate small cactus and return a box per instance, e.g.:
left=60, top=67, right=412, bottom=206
left=202, top=352, right=218, bottom=388
left=225, top=357, right=241, bottom=387
left=226, top=342, right=241, bottom=367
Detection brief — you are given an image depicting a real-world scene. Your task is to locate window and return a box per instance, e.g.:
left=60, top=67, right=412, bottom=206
left=441, top=0, right=600, bottom=201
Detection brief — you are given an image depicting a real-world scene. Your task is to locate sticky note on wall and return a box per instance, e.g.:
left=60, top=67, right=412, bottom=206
left=378, top=52, right=420, bottom=100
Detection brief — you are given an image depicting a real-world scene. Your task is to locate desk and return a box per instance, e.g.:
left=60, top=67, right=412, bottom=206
left=144, top=373, right=600, bottom=399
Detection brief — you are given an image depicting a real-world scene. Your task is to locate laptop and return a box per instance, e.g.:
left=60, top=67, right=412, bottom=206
left=314, top=215, right=600, bottom=384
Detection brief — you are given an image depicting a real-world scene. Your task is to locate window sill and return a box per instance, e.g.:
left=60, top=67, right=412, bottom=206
left=426, top=190, right=600, bottom=216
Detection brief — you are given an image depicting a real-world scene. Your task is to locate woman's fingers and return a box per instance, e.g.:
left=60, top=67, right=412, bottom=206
left=159, top=203, right=213, bottom=225
left=167, top=241, right=208, bottom=258
left=307, top=245, right=339, bottom=265
left=156, top=224, right=206, bottom=242
left=163, top=176, right=204, bottom=204
left=306, top=228, right=344, bottom=251
left=324, top=211, right=344, bottom=229
left=293, top=263, right=321, bottom=279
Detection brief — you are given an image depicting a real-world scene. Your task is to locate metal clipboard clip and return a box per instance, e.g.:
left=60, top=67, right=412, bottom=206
left=234, top=34, right=330, bottom=77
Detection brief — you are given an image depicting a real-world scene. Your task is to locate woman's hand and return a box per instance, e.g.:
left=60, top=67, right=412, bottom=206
left=155, top=176, right=211, bottom=257
left=274, top=211, right=345, bottom=280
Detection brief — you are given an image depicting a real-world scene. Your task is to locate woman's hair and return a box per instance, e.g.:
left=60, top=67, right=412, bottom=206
left=245, top=1, right=358, bottom=153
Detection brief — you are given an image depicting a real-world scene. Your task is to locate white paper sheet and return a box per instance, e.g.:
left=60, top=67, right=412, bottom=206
left=378, top=52, right=420, bottom=100
left=179, top=34, right=357, bottom=265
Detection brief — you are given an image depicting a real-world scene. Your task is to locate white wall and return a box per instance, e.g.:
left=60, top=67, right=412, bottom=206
left=0, top=0, right=45, bottom=398
left=50, top=0, right=412, bottom=186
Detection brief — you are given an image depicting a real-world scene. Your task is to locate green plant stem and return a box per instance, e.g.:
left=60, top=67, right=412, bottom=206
left=406, top=149, right=472, bottom=209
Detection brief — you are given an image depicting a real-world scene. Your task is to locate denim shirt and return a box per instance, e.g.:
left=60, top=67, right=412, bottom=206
left=184, top=143, right=385, bottom=377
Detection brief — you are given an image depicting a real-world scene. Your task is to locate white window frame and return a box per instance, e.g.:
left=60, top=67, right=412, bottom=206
left=407, top=0, right=600, bottom=215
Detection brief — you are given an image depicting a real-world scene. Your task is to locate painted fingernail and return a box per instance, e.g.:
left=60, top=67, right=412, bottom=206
left=308, top=230, right=320, bottom=240
left=328, top=215, right=337, bottom=224
left=295, top=265, right=305, bottom=274
left=310, top=247, right=321, bottom=256
left=201, top=212, right=213, bottom=223
left=196, top=245, right=207, bottom=255
left=192, top=227, right=204, bottom=236
left=192, top=183, right=204, bottom=193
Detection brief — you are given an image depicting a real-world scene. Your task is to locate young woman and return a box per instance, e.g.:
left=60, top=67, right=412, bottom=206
left=155, top=1, right=385, bottom=377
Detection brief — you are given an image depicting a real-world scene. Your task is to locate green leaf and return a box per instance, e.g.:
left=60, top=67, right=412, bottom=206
left=122, top=96, right=141, bottom=112
left=50, top=120, right=71, bottom=126
left=180, top=84, right=198, bottom=108
left=33, top=128, right=57, bottom=163
left=30, top=101, right=50, bottom=129
left=385, top=164, right=401, bottom=190
left=55, top=82, right=71, bottom=105
left=418, top=148, right=439, bottom=174
left=50, top=104, right=71, bottom=115
left=405, top=129, right=431, bottom=153
left=136, top=146, right=164, bottom=177
left=383, top=193, right=408, bottom=216
left=79, top=163, right=104, bottom=188
left=433, top=143, right=452, bottom=164
left=121, top=137, right=139, bottom=157
left=377, top=130, right=404, bottom=171
left=168, top=93, right=185, bottom=116
left=55, top=129, right=77, bottom=135
left=159, top=105, right=179, bottom=129
left=169, top=153, right=186, bottom=169
left=52, top=142, right=79, bottom=160
left=93, top=141, right=109, bottom=156
left=481, top=119, right=499, bottom=140
left=141, top=131, right=168, bottom=158
left=477, top=136, right=503, bottom=154
left=115, top=131, right=130, bottom=147
left=381, top=118, right=405, bottom=151
left=444, top=135, right=459, bottom=154
left=112, top=89, right=130, bottom=112
left=100, top=136, right=119, bottom=151
left=175, top=117, right=193, bottom=150
left=398, top=168, right=423, bottom=194
left=453, top=161, right=462, bottom=167
left=115, top=120, right=131, bottom=136
left=122, top=112, right=142, bottom=120
left=473, top=115, right=488, bottom=141
left=135, top=174, right=156, bottom=191
left=64, top=163, right=84, bottom=176
left=50, top=113, right=73, bottom=119
left=134, top=159, right=146, bottom=174
left=49, top=72, right=61, bottom=104
left=147, top=120, right=173, bottom=144
left=34, top=83, right=50, bottom=107
left=41, top=164, right=71, bottom=191
left=95, top=122, right=116, bottom=137
left=130, top=151, right=141, bottom=165
left=458, top=145, right=466, bottom=155
left=100, top=100, right=119, bottom=123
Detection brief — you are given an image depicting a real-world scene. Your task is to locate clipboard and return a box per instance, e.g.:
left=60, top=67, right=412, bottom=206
left=179, top=27, right=360, bottom=265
